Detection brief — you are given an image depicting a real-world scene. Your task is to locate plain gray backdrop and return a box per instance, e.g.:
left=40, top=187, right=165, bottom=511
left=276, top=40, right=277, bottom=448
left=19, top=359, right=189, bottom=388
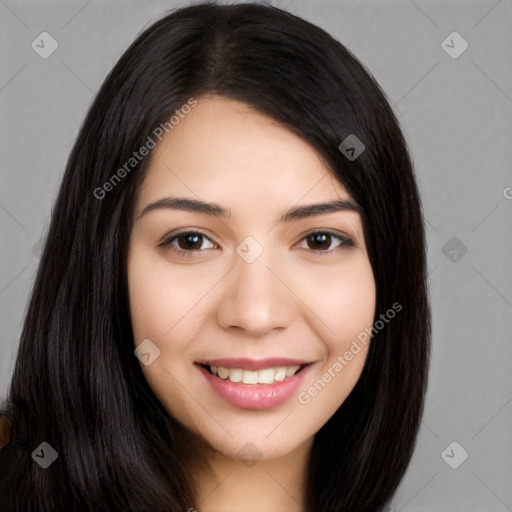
left=1, top=0, right=511, bottom=510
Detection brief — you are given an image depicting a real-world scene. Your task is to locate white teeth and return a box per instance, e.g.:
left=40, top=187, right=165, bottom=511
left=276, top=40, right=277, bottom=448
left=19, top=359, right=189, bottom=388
left=257, top=368, right=275, bottom=384
left=241, top=370, right=259, bottom=384
left=285, top=367, right=297, bottom=377
left=217, top=366, right=229, bottom=379
left=209, top=365, right=302, bottom=384
left=274, top=368, right=286, bottom=382
left=229, top=368, right=242, bottom=382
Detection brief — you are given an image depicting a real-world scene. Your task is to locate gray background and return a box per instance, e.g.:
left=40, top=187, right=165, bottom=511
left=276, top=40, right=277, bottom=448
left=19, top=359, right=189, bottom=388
left=1, top=0, right=511, bottom=510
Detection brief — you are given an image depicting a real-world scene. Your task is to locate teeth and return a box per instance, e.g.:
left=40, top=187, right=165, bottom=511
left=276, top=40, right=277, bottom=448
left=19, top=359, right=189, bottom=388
left=285, top=367, right=297, bottom=377
left=217, top=366, right=229, bottom=379
left=257, top=368, right=275, bottom=384
left=209, top=365, right=302, bottom=384
left=274, top=368, right=286, bottom=381
left=241, top=370, right=259, bottom=384
left=229, top=368, right=242, bottom=382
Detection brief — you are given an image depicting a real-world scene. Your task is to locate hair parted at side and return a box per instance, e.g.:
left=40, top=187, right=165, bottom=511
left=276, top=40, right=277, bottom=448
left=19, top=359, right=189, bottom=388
left=0, top=3, right=430, bottom=511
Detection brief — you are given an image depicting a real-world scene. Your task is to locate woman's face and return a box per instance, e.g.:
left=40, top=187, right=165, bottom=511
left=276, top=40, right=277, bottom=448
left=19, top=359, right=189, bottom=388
left=127, top=95, right=376, bottom=461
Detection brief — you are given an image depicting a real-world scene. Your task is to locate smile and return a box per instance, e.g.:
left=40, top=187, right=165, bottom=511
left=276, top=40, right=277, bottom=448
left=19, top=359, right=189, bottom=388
left=207, top=364, right=304, bottom=384
left=195, top=358, right=315, bottom=410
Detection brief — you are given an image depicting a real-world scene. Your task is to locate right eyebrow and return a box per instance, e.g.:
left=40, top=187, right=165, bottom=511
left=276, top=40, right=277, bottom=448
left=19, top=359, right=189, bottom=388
left=138, top=197, right=231, bottom=220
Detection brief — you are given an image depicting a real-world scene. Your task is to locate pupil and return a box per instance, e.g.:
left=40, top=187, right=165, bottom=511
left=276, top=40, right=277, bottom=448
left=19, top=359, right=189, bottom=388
left=310, top=233, right=330, bottom=250
left=180, top=233, right=202, bottom=250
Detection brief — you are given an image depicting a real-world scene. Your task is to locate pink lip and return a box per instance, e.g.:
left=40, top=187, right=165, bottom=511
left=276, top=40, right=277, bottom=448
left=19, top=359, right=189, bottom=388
left=196, top=357, right=311, bottom=371
left=196, top=362, right=314, bottom=410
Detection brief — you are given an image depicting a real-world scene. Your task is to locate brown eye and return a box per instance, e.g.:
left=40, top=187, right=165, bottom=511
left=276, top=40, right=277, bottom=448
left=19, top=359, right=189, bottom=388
left=306, top=233, right=333, bottom=251
left=158, top=231, right=216, bottom=258
left=176, top=233, right=205, bottom=251
left=298, top=230, right=354, bottom=254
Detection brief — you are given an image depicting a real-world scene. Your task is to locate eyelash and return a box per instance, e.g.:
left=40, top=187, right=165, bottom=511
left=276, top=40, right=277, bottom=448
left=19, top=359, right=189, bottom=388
left=157, top=229, right=355, bottom=259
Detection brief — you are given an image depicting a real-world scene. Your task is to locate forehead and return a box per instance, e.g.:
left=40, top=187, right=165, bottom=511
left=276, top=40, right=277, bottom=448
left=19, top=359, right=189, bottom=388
left=135, top=95, right=354, bottom=217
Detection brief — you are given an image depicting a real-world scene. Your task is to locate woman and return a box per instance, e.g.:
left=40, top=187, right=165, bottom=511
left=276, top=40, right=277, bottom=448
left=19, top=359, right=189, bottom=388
left=0, top=3, right=431, bottom=511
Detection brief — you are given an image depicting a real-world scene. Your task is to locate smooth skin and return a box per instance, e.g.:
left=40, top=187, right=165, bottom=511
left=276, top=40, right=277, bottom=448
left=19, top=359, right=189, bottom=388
left=127, top=96, right=376, bottom=512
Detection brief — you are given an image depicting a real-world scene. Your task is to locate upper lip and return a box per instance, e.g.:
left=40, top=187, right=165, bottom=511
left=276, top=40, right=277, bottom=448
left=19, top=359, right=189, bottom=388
left=196, top=357, right=313, bottom=371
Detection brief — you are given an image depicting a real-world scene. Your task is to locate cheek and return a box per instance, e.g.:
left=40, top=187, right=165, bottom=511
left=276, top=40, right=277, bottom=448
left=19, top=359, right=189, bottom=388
left=127, top=248, right=206, bottom=342
left=293, top=254, right=376, bottom=345
left=292, top=256, right=375, bottom=406
left=331, top=260, right=376, bottom=344
left=127, top=249, right=201, bottom=408
left=128, top=253, right=170, bottom=343
left=297, top=262, right=376, bottom=424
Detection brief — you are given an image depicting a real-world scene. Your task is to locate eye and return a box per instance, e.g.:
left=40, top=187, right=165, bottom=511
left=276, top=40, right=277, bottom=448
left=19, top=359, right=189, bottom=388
left=158, top=229, right=354, bottom=259
left=158, top=231, right=216, bottom=258
left=296, top=230, right=354, bottom=255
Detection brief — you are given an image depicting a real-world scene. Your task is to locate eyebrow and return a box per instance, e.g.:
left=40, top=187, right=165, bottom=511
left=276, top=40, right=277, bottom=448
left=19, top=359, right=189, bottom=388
left=138, top=196, right=362, bottom=223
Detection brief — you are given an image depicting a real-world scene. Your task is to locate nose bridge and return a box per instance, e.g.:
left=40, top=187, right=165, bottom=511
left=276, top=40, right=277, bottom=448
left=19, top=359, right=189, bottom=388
left=216, top=235, right=294, bottom=336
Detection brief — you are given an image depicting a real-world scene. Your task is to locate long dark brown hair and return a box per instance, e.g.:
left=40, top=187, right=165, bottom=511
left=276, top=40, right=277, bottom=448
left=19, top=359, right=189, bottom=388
left=0, top=3, right=430, bottom=511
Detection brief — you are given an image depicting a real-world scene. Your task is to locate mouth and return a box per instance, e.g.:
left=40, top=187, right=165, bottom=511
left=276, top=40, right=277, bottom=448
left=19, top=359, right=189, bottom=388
left=198, top=362, right=312, bottom=385
left=195, top=359, right=316, bottom=410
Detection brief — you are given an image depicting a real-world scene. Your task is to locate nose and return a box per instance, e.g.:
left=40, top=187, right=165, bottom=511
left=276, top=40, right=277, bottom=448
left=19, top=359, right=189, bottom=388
left=216, top=246, right=295, bottom=337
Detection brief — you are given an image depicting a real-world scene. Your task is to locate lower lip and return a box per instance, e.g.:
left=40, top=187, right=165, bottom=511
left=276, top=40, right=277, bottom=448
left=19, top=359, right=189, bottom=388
left=196, top=363, right=314, bottom=410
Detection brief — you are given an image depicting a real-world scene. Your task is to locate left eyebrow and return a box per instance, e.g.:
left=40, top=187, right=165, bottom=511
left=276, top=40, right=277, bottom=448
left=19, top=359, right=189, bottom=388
left=279, top=199, right=362, bottom=223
